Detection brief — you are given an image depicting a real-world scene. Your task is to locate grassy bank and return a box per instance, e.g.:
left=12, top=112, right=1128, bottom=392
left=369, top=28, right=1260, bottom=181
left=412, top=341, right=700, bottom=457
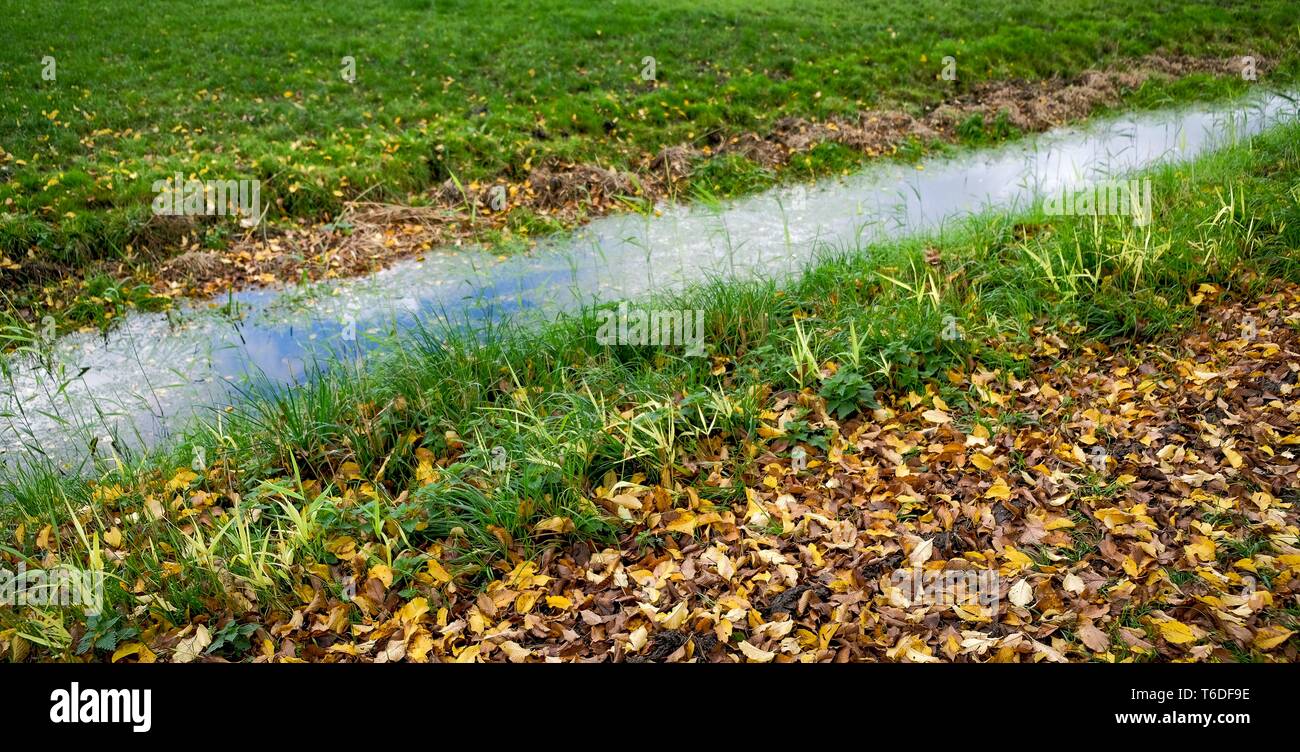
left=1, top=115, right=1297, bottom=661
left=2, top=0, right=1298, bottom=341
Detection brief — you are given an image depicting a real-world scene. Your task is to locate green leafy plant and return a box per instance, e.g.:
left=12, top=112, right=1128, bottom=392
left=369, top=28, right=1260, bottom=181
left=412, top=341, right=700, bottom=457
left=819, top=368, right=878, bottom=419
left=783, top=418, right=830, bottom=451
left=206, top=620, right=260, bottom=657
left=75, top=613, right=140, bottom=656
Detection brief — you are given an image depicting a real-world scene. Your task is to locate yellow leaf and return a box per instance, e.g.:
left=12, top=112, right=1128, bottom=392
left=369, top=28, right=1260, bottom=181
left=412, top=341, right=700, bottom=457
left=1253, top=626, right=1294, bottom=651
left=369, top=564, right=394, bottom=588
left=1184, top=537, right=1216, bottom=563
left=533, top=516, right=573, bottom=534
left=545, top=595, right=573, bottom=610
left=1002, top=546, right=1034, bottom=570
left=908, top=538, right=934, bottom=566
left=425, top=559, right=452, bottom=585
left=415, top=458, right=439, bottom=487
left=1008, top=579, right=1034, bottom=607
left=817, top=623, right=838, bottom=650
left=172, top=625, right=212, bottom=663
left=665, top=511, right=696, bottom=535
left=500, top=640, right=532, bottom=662
left=738, top=640, right=776, bottom=662
left=397, top=598, right=429, bottom=624
left=326, top=535, right=357, bottom=557
left=407, top=631, right=434, bottom=662
left=111, top=641, right=156, bottom=663
left=971, top=454, right=994, bottom=471
left=1158, top=619, right=1197, bottom=645
left=660, top=601, right=688, bottom=630
left=514, top=590, right=539, bottom=614
left=984, top=479, right=1012, bottom=500
left=627, top=625, right=649, bottom=652
left=452, top=645, right=481, bottom=663
left=165, top=469, right=198, bottom=491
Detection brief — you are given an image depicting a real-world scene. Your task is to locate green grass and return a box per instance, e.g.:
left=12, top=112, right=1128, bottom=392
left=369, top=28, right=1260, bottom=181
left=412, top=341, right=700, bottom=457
left=2, top=0, right=1298, bottom=338
left=2, top=115, right=1298, bottom=657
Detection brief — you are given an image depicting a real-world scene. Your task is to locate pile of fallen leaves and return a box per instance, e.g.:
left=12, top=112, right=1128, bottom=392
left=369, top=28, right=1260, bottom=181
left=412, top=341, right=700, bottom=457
left=24, top=280, right=1293, bottom=664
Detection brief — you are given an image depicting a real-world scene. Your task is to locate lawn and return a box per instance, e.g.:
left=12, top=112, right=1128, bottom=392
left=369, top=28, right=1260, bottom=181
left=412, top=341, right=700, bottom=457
left=1, top=0, right=1297, bottom=338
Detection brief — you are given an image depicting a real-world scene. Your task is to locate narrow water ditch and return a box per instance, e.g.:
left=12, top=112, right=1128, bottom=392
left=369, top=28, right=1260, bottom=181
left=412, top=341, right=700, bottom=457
left=3, top=90, right=1296, bottom=466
